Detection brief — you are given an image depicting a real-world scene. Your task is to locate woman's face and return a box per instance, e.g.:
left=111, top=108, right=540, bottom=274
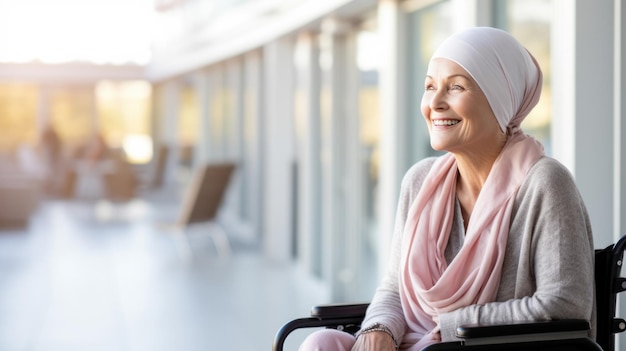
left=421, top=58, right=504, bottom=155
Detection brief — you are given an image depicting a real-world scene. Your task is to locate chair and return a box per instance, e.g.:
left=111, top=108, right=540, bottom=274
left=173, top=162, right=236, bottom=258
left=0, top=176, right=41, bottom=228
left=103, top=153, right=138, bottom=201
left=273, top=234, right=626, bottom=351
left=134, top=144, right=169, bottom=192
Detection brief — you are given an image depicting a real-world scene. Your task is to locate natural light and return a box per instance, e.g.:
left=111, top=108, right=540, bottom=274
left=123, top=134, right=153, bottom=164
left=0, top=0, right=154, bottom=64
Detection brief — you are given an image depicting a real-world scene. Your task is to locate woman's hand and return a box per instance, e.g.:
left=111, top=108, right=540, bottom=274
left=351, top=331, right=396, bottom=351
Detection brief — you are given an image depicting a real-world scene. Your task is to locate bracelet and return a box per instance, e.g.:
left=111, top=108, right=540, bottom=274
left=356, top=323, right=399, bottom=349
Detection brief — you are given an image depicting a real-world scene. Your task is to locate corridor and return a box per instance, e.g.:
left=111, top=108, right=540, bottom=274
left=0, top=197, right=325, bottom=351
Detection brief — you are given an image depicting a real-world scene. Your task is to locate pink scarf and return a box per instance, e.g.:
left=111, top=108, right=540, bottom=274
left=399, top=27, right=544, bottom=350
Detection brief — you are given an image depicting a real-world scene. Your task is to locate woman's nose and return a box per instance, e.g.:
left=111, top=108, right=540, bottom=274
left=429, top=89, right=447, bottom=111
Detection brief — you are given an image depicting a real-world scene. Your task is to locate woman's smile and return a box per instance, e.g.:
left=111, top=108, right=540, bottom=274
left=432, top=119, right=460, bottom=127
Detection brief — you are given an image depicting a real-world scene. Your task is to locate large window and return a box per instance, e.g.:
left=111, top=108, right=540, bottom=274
left=50, top=86, right=96, bottom=154
left=0, top=84, right=38, bottom=153
left=209, top=67, right=229, bottom=158
left=496, top=0, right=553, bottom=154
left=223, top=61, right=240, bottom=160
left=96, top=80, right=152, bottom=164
left=177, top=82, right=199, bottom=170
left=0, top=81, right=152, bottom=176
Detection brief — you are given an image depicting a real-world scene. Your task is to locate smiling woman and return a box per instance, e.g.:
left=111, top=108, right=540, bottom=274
left=0, top=0, right=154, bottom=64
left=421, top=59, right=506, bottom=157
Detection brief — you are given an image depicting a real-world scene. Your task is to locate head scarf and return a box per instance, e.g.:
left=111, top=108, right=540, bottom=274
left=399, top=27, right=545, bottom=350
left=431, top=27, right=543, bottom=135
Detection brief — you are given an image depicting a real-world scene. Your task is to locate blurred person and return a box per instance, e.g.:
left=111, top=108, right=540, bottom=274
left=38, top=122, right=63, bottom=194
left=81, top=130, right=110, bottom=165
left=39, top=122, right=61, bottom=167
left=299, top=27, right=594, bottom=351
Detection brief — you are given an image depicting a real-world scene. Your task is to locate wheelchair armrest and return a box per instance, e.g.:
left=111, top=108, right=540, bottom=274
left=311, top=303, right=369, bottom=319
left=456, top=319, right=591, bottom=346
left=272, top=303, right=369, bottom=351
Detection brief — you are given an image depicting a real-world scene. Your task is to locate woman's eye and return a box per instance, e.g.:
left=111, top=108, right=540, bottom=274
left=425, top=84, right=435, bottom=91
left=450, top=84, right=464, bottom=91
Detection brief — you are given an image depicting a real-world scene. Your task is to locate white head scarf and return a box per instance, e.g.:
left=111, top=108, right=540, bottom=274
left=431, top=27, right=543, bottom=135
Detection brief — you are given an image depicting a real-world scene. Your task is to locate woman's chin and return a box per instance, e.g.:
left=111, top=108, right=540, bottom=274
left=429, top=142, right=447, bottom=152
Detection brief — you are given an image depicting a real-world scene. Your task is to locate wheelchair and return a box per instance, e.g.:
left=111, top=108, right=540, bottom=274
left=273, top=234, right=626, bottom=351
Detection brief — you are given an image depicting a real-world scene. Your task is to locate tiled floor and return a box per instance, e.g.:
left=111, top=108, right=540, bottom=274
left=0, top=196, right=327, bottom=351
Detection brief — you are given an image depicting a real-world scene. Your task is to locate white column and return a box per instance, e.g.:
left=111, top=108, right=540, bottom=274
left=614, top=1, right=626, bottom=349
left=262, top=37, right=296, bottom=263
left=243, top=50, right=264, bottom=241
left=226, top=58, right=244, bottom=221
left=552, top=0, right=615, bottom=249
left=614, top=0, right=626, bottom=242
left=342, top=28, right=364, bottom=301
left=319, top=17, right=351, bottom=301
left=551, top=1, right=576, bottom=171
left=294, top=32, right=322, bottom=278
left=377, top=0, right=407, bottom=279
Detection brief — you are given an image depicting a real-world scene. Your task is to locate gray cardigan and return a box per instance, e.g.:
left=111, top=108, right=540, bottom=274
left=361, top=156, right=595, bottom=345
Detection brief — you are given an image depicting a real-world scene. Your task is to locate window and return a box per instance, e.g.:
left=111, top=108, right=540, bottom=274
left=0, top=84, right=38, bottom=153
left=96, top=80, right=153, bottom=164
left=496, top=0, right=553, bottom=154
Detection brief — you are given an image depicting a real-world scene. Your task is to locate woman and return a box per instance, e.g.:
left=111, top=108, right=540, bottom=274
left=300, top=27, right=595, bottom=351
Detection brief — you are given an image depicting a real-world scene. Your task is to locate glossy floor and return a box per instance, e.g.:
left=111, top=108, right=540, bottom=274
left=0, top=198, right=325, bottom=351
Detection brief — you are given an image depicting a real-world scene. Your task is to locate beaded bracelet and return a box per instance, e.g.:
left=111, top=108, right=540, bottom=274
left=356, top=323, right=399, bottom=350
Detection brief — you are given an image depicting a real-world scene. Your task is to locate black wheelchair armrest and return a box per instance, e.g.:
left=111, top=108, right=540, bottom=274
left=272, top=303, right=369, bottom=351
left=424, top=319, right=599, bottom=351
left=455, top=319, right=591, bottom=346
left=311, top=303, right=369, bottom=319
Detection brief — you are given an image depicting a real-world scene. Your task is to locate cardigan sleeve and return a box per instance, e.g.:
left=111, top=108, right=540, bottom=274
left=438, top=157, right=595, bottom=341
left=360, top=158, right=437, bottom=345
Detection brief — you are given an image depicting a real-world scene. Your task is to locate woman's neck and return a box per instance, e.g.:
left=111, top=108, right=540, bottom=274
left=454, top=147, right=503, bottom=229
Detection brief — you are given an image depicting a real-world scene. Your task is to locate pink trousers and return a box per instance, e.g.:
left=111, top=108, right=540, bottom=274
left=299, top=328, right=438, bottom=351
left=299, top=329, right=356, bottom=351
